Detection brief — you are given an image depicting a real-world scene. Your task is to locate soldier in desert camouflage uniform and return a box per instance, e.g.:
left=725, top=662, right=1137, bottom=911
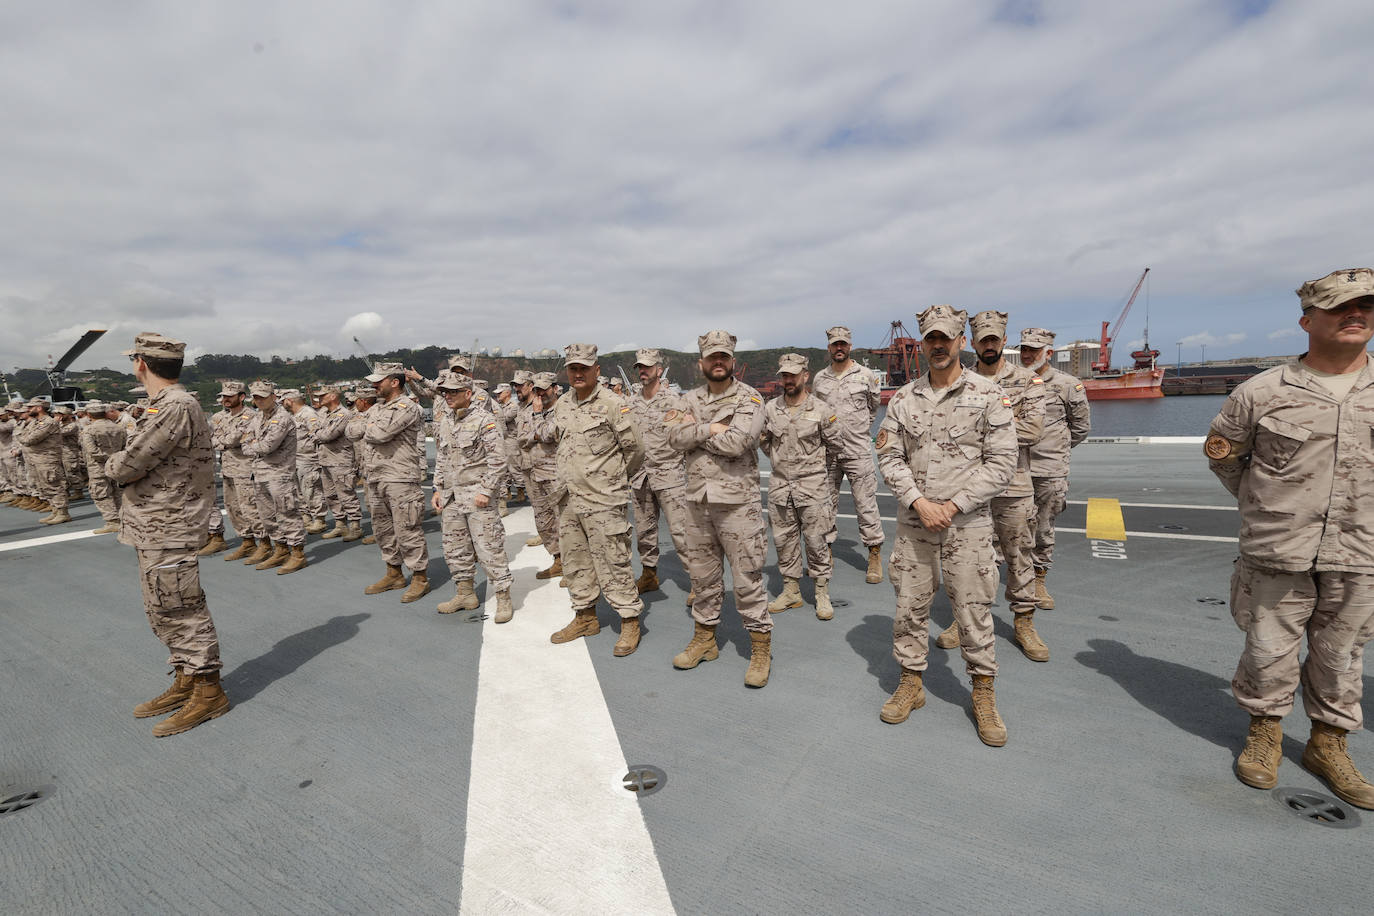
left=667, top=331, right=775, bottom=688
left=345, top=385, right=379, bottom=544
left=500, top=374, right=529, bottom=503
left=16, top=398, right=69, bottom=524
left=761, top=353, right=843, bottom=620
left=518, top=371, right=563, bottom=580
left=282, top=389, right=328, bottom=534
left=875, top=305, right=1017, bottom=746
left=314, top=384, right=363, bottom=542
left=79, top=402, right=127, bottom=534
left=1210, top=268, right=1374, bottom=810
left=546, top=344, right=646, bottom=656
left=56, top=406, right=86, bottom=501
left=1019, top=327, right=1091, bottom=610
left=627, top=347, right=691, bottom=595
left=0, top=403, right=18, bottom=502
left=358, top=363, right=430, bottom=603
left=431, top=371, right=515, bottom=621
left=105, top=332, right=229, bottom=737
left=238, top=381, right=308, bottom=574
left=211, top=381, right=263, bottom=561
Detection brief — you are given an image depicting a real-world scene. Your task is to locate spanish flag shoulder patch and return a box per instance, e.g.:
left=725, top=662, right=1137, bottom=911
left=749, top=396, right=762, bottom=405
left=620, top=406, right=631, bottom=413
left=146, top=408, right=159, bottom=415
left=1001, top=396, right=1012, bottom=407
left=1031, top=377, right=1044, bottom=384
left=483, top=422, right=496, bottom=431
left=1074, top=383, right=1084, bottom=391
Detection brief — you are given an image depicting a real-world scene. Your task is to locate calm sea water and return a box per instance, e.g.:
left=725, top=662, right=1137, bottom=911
left=870, top=393, right=1230, bottom=439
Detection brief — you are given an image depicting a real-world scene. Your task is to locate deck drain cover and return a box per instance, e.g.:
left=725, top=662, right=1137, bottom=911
left=1197, top=597, right=1227, bottom=606
left=830, top=599, right=851, bottom=608
left=1158, top=524, right=1188, bottom=532
left=623, top=765, right=666, bottom=798
left=1273, top=788, right=1360, bottom=828
left=464, top=613, right=489, bottom=623
left=0, top=786, right=52, bottom=819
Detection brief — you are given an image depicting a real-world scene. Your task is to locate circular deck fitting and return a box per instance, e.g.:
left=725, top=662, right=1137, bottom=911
left=622, top=765, right=666, bottom=798
left=0, top=786, right=53, bottom=819
left=830, top=599, right=852, bottom=608
left=1158, top=524, right=1188, bottom=532
left=1273, top=788, right=1360, bottom=829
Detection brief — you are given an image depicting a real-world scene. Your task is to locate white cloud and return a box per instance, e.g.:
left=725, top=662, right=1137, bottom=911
left=1179, top=331, right=1247, bottom=348
left=1268, top=326, right=1301, bottom=340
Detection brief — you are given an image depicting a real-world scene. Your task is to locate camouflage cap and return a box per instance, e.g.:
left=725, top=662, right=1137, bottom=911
left=248, top=380, right=276, bottom=397
left=777, top=353, right=809, bottom=375
left=445, top=353, right=473, bottom=373
left=434, top=370, right=472, bottom=391
left=279, top=389, right=304, bottom=401
left=1297, top=268, right=1374, bottom=312
left=533, top=371, right=557, bottom=389
left=564, top=343, right=598, bottom=367
left=494, top=382, right=511, bottom=394
left=597, top=376, right=610, bottom=387
left=83, top=401, right=108, bottom=414
left=364, top=361, right=406, bottom=384
left=512, top=369, right=533, bottom=385
left=113, top=400, right=130, bottom=409
left=826, top=326, right=853, bottom=344
left=26, top=397, right=48, bottom=408
left=969, top=310, right=1010, bottom=341
left=698, top=330, right=737, bottom=357
left=1019, top=327, right=1056, bottom=348
left=135, top=398, right=150, bottom=408
left=634, top=347, right=662, bottom=367
left=218, top=380, right=246, bottom=397
left=53, top=404, right=73, bottom=415
left=121, top=331, right=187, bottom=360
left=353, top=385, right=378, bottom=399
left=917, top=305, right=967, bottom=340
left=315, top=382, right=341, bottom=395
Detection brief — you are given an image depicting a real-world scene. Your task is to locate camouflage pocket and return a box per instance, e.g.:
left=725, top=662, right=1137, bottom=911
left=146, top=560, right=204, bottom=611
left=1229, top=558, right=1251, bottom=631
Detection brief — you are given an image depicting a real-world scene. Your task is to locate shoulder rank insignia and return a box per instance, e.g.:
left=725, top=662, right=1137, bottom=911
left=875, top=429, right=888, bottom=449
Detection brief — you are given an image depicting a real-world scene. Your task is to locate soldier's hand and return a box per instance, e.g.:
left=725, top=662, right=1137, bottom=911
left=474, top=493, right=490, bottom=509
left=709, top=422, right=730, bottom=436
left=531, top=394, right=543, bottom=411
left=914, top=497, right=952, bottom=532
left=431, top=490, right=443, bottom=512
left=405, top=367, right=423, bottom=381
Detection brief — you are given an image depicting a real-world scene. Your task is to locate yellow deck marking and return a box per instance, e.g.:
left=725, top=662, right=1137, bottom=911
left=1085, top=497, right=1127, bottom=541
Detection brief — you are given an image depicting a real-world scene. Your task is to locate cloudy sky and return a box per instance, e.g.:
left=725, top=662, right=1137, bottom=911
left=2, top=0, right=1371, bottom=378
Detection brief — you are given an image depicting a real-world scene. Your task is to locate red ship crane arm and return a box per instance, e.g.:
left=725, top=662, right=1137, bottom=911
left=1093, top=267, right=1150, bottom=374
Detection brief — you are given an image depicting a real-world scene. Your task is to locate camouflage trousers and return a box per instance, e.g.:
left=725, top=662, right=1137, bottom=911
left=524, top=473, right=561, bottom=556
left=319, top=464, right=362, bottom=524
left=252, top=473, right=305, bottom=547
left=890, top=522, right=998, bottom=677
left=631, top=480, right=690, bottom=570
left=440, top=496, right=512, bottom=592
left=30, top=458, right=67, bottom=510
left=64, top=458, right=87, bottom=491
left=990, top=494, right=1038, bottom=615
left=217, top=475, right=261, bottom=538
left=559, top=503, right=643, bottom=619
left=136, top=546, right=221, bottom=674
left=88, top=472, right=121, bottom=523
left=1030, top=476, right=1069, bottom=571
left=828, top=454, right=882, bottom=548
left=297, top=461, right=326, bottom=519
left=504, top=439, right=521, bottom=494
left=768, top=491, right=833, bottom=580
left=683, top=498, right=771, bottom=633
left=1230, top=557, right=1374, bottom=732
left=367, top=479, right=429, bottom=573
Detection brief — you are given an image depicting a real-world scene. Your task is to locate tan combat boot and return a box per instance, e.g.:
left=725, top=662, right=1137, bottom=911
left=321, top=521, right=348, bottom=539
left=880, top=670, right=926, bottom=724
left=152, top=671, right=230, bottom=737
left=361, top=533, right=376, bottom=544
left=364, top=563, right=407, bottom=595
left=768, top=576, right=804, bottom=612
left=814, top=577, right=834, bottom=620
left=673, top=622, right=718, bottom=668
left=865, top=545, right=883, bottom=584
left=276, top=545, right=308, bottom=575
left=744, top=631, right=772, bottom=688
left=970, top=675, right=1007, bottom=747
left=225, top=537, right=255, bottom=561
left=40, top=508, right=71, bottom=525
left=306, top=517, right=327, bottom=534
left=436, top=580, right=479, bottom=614
left=685, top=589, right=695, bottom=608
left=93, top=520, right=122, bottom=535
left=1235, top=715, right=1282, bottom=789
left=636, top=566, right=660, bottom=594
left=614, top=616, right=642, bottom=657
left=199, top=533, right=228, bottom=556
left=255, top=542, right=290, bottom=570
left=244, top=539, right=273, bottom=565
left=936, top=620, right=961, bottom=649
left=536, top=556, right=563, bottom=580
left=1034, top=569, right=1055, bottom=610
left=494, top=590, right=514, bottom=623
left=526, top=534, right=543, bottom=547
left=400, top=569, right=430, bottom=603
left=0, top=492, right=16, bottom=505
left=133, top=668, right=194, bottom=718
left=342, top=522, right=363, bottom=542
left=1302, top=721, right=1374, bottom=810
left=551, top=607, right=600, bottom=644
left=1013, top=612, right=1050, bottom=662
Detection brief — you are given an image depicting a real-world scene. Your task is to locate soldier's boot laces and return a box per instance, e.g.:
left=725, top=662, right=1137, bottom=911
left=1235, top=715, right=1282, bottom=789
left=814, top=577, right=834, bottom=621
left=936, top=620, right=961, bottom=650
left=865, top=545, right=884, bottom=584
left=256, top=542, right=291, bottom=570
left=152, top=672, right=229, bottom=738
left=277, top=545, right=308, bottom=575
left=1013, top=612, right=1050, bottom=662
left=536, top=556, right=562, bottom=580
left=400, top=570, right=430, bottom=603
left=494, top=590, right=514, bottom=624
left=673, top=623, right=719, bottom=669
left=971, top=675, right=1007, bottom=747
left=1303, top=721, right=1374, bottom=810
left=133, top=668, right=194, bottom=719
left=880, top=670, right=926, bottom=724
left=321, top=522, right=348, bottom=539
left=244, top=539, right=274, bottom=566
left=551, top=608, right=600, bottom=644
left=342, top=522, right=363, bottom=542
left=452, top=579, right=480, bottom=611
left=41, top=508, right=71, bottom=526
left=1034, top=569, right=1055, bottom=610
left=526, top=534, right=543, bottom=548
left=198, top=534, right=228, bottom=556
left=364, top=564, right=407, bottom=595
left=768, top=576, right=804, bottom=613
left=613, top=616, right=642, bottom=657
left=744, top=631, right=772, bottom=688
left=635, top=566, right=660, bottom=594
left=225, top=537, right=255, bottom=561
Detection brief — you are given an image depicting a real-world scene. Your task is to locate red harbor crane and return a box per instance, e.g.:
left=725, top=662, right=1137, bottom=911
left=1093, top=267, right=1158, bottom=373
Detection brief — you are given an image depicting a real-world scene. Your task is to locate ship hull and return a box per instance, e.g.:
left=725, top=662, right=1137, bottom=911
left=1084, top=368, right=1164, bottom=401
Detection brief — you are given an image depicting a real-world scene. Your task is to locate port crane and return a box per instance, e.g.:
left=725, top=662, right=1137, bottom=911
left=1093, top=268, right=1158, bottom=373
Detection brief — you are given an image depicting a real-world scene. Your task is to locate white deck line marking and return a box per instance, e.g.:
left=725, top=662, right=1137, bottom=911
left=1066, top=500, right=1237, bottom=512
left=460, top=506, right=675, bottom=916
left=0, top=528, right=106, bottom=552
left=837, top=514, right=1238, bottom=543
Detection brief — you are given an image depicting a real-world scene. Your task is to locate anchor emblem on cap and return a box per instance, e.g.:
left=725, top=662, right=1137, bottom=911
left=1349, top=270, right=1359, bottom=282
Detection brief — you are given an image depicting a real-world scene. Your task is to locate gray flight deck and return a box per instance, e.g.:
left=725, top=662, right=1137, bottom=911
left=1, top=442, right=1369, bottom=915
